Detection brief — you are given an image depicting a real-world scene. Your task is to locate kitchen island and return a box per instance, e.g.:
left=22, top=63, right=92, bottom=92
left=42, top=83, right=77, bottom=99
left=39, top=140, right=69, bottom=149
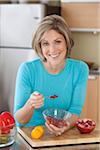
left=0, top=126, right=100, bottom=150
left=0, top=133, right=100, bottom=150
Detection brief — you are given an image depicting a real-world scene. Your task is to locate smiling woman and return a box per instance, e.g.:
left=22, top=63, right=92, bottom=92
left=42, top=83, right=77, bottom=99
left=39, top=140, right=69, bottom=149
left=14, top=14, right=89, bottom=136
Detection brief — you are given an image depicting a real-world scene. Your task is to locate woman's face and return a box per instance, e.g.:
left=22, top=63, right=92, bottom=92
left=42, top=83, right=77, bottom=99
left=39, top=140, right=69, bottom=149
left=41, top=29, right=67, bottom=67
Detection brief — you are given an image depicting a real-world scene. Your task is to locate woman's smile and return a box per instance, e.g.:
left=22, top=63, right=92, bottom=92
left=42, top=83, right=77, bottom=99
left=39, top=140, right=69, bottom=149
left=48, top=52, right=61, bottom=59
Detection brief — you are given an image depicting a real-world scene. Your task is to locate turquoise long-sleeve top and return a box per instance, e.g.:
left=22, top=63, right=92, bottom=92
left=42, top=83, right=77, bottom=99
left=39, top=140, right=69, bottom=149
left=14, top=58, right=89, bottom=127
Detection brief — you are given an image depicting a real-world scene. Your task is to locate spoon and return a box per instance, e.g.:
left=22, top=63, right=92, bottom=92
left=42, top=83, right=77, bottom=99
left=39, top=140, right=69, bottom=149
left=31, top=91, right=58, bottom=99
left=45, top=95, right=58, bottom=99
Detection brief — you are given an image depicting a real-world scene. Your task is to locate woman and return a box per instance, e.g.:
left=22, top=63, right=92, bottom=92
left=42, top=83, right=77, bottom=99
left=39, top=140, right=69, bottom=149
left=14, top=15, right=89, bottom=136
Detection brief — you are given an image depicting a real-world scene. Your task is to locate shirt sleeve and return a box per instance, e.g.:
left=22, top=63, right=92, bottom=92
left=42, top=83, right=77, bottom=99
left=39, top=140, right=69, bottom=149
left=69, top=61, right=89, bottom=116
left=13, top=62, right=33, bottom=126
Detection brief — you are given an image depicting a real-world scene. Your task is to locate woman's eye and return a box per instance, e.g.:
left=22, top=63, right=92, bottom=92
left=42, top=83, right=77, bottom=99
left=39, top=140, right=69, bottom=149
left=42, top=42, right=49, bottom=46
left=55, top=40, right=61, bottom=44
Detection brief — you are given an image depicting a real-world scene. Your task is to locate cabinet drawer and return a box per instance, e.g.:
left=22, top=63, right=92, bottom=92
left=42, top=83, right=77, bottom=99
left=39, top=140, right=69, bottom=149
left=80, top=77, right=99, bottom=125
left=61, top=3, right=100, bottom=29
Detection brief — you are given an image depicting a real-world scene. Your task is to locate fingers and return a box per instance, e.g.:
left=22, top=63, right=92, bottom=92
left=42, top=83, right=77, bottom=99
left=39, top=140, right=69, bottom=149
left=25, top=91, right=44, bottom=109
left=49, top=124, right=64, bottom=136
left=45, top=123, right=60, bottom=136
left=45, top=122, right=67, bottom=136
left=45, top=122, right=54, bottom=133
left=30, top=100, right=44, bottom=108
left=30, top=96, right=44, bottom=109
left=30, top=91, right=44, bottom=108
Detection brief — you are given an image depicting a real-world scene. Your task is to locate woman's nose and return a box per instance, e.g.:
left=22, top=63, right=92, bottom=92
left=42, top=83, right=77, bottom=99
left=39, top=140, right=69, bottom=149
left=49, top=44, right=56, bottom=53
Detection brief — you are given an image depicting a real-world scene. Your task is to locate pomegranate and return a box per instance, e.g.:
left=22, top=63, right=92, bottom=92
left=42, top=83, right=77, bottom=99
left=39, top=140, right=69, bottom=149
left=76, top=118, right=96, bottom=134
left=46, top=116, right=68, bottom=128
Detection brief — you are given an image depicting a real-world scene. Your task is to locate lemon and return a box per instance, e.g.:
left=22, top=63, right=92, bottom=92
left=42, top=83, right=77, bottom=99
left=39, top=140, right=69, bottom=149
left=31, top=126, right=44, bottom=139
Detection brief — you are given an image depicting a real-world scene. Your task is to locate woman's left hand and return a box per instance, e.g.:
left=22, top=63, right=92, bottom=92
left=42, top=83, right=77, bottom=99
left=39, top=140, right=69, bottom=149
left=45, top=114, right=78, bottom=136
left=45, top=122, right=70, bottom=136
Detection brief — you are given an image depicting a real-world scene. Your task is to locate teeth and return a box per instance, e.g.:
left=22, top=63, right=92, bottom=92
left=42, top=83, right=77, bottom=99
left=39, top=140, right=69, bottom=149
left=49, top=54, right=59, bottom=58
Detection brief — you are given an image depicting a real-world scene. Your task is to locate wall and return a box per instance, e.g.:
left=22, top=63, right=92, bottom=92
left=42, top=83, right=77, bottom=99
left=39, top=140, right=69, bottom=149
left=71, top=32, right=100, bottom=67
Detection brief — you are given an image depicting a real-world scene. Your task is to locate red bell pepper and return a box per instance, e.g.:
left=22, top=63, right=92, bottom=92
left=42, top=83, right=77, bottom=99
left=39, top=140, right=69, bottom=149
left=0, top=112, right=15, bottom=134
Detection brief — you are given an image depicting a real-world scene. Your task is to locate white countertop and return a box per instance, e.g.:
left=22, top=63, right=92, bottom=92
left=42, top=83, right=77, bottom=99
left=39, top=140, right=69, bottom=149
left=88, top=75, right=98, bottom=79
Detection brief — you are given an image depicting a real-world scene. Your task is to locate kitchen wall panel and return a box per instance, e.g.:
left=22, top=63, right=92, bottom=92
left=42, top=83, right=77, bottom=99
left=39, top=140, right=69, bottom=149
left=71, top=32, right=100, bottom=67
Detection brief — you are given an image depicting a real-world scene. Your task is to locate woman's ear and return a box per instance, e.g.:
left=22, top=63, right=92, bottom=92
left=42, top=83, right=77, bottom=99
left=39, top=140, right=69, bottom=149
left=70, top=38, right=74, bottom=48
left=67, top=38, right=74, bottom=58
left=66, top=48, right=71, bottom=58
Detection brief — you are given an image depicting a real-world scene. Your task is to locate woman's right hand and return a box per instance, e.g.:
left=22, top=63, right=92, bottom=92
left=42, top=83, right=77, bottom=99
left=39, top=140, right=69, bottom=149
left=24, top=91, right=44, bottom=110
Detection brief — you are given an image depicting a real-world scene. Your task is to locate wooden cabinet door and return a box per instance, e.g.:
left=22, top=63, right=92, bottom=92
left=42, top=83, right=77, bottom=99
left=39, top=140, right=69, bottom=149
left=61, top=3, right=100, bottom=29
left=80, top=76, right=99, bottom=124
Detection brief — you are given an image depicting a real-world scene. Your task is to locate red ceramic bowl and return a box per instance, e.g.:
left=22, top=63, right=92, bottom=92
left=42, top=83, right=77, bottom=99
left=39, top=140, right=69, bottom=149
left=76, top=118, right=96, bottom=134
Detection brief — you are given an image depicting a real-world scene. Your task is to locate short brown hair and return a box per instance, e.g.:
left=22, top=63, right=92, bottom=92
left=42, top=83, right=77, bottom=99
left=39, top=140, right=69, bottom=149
left=32, top=14, right=74, bottom=61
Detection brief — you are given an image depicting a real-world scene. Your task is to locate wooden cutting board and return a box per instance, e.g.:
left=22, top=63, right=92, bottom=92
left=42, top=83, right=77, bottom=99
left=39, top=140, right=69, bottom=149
left=18, top=127, right=100, bottom=148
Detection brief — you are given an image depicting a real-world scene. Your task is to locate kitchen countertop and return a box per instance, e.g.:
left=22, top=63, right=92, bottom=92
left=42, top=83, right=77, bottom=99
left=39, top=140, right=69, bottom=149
left=89, top=68, right=100, bottom=76
left=0, top=127, right=100, bottom=150
left=88, top=74, right=99, bottom=79
left=88, top=69, right=100, bottom=79
left=17, top=127, right=100, bottom=148
left=0, top=133, right=100, bottom=150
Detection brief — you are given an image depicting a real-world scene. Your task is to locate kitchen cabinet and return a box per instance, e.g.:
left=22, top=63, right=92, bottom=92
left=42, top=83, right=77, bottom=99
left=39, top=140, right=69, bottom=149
left=80, top=76, right=100, bottom=129
left=61, top=2, right=100, bottom=31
